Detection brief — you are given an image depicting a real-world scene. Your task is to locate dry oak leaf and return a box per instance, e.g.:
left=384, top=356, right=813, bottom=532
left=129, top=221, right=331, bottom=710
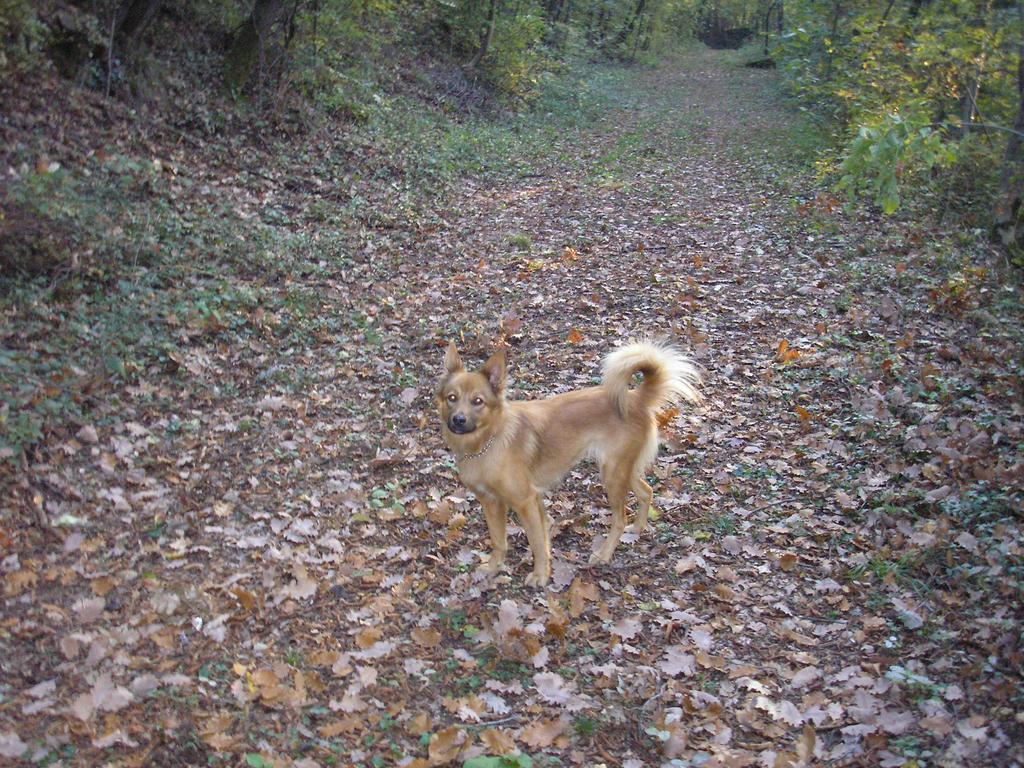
left=444, top=694, right=487, bottom=722
left=609, top=616, right=642, bottom=641
left=566, top=329, right=583, bottom=344
left=755, top=696, right=803, bottom=727
left=494, top=599, right=522, bottom=638
left=412, top=627, right=442, bottom=648
left=92, top=730, right=138, bottom=749
left=0, top=731, right=28, bottom=759
left=661, top=721, right=688, bottom=760
left=480, top=728, right=517, bottom=755
left=519, top=717, right=568, bottom=748
left=90, top=575, right=117, bottom=596
left=956, top=717, right=988, bottom=741
left=356, top=627, right=383, bottom=649
left=891, top=597, right=924, bottom=630
left=567, top=578, right=598, bottom=617
left=795, top=723, right=816, bottom=763
left=659, top=646, right=696, bottom=677
left=428, top=726, right=467, bottom=766
left=675, top=552, right=708, bottom=575
left=533, top=672, right=575, bottom=705
left=203, top=732, right=238, bottom=752
left=790, top=666, right=821, bottom=689
left=408, top=712, right=433, bottom=736
left=712, top=583, right=736, bottom=602
left=878, top=709, right=915, bottom=735
left=834, top=489, right=856, bottom=510
left=26, top=679, right=57, bottom=701
left=73, top=596, right=105, bottom=623
left=319, top=718, right=362, bottom=738
left=70, top=672, right=134, bottom=721
left=4, top=570, right=38, bottom=596
left=778, top=552, right=798, bottom=572
left=280, top=564, right=317, bottom=600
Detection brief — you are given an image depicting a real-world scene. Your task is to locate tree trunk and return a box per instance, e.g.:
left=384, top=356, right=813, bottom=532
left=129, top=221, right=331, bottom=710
left=467, top=0, right=498, bottom=69
left=595, top=8, right=607, bottom=46
left=763, top=0, right=779, bottom=55
left=960, top=60, right=984, bottom=137
left=224, top=0, right=285, bottom=91
left=628, top=10, right=647, bottom=60
left=823, top=0, right=842, bottom=79
left=993, top=4, right=1024, bottom=249
left=613, top=0, right=646, bottom=50
left=112, top=0, right=164, bottom=58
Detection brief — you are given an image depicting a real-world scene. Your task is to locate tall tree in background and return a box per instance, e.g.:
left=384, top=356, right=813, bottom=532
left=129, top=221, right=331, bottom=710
left=995, top=1, right=1024, bottom=249
left=224, top=0, right=286, bottom=91
left=613, top=0, right=647, bottom=50
left=467, top=0, right=499, bottom=69
left=111, top=0, right=164, bottom=60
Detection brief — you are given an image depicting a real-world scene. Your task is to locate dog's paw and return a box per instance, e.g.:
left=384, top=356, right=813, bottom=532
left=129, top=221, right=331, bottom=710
left=478, top=559, right=505, bottom=576
left=524, top=571, right=550, bottom=588
left=588, top=550, right=612, bottom=566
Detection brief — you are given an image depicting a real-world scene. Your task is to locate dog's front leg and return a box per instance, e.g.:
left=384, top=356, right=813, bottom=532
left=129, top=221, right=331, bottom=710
left=479, top=497, right=508, bottom=575
left=514, top=494, right=551, bottom=587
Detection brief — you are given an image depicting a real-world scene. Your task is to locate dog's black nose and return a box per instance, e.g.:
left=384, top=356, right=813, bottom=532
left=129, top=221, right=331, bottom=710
left=451, top=413, right=467, bottom=428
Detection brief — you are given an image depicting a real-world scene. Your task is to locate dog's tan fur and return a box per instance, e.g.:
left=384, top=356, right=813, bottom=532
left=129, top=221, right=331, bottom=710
left=437, top=340, right=701, bottom=587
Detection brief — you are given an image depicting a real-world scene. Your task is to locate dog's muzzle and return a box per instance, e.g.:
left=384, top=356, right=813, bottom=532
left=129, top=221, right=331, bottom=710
left=448, top=413, right=475, bottom=434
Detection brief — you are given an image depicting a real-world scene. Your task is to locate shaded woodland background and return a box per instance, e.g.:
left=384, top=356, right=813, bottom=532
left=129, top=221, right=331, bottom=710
left=3, top=0, right=1024, bottom=274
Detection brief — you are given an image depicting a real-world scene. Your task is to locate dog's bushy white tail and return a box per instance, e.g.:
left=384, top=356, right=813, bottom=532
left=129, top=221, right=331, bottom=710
left=602, top=340, right=702, bottom=416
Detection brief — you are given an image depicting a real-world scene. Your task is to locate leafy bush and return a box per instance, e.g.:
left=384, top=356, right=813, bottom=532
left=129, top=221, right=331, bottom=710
left=480, top=11, right=547, bottom=98
left=770, top=0, right=1020, bottom=223
left=838, top=109, right=957, bottom=214
left=0, top=0, right=43, bottom=71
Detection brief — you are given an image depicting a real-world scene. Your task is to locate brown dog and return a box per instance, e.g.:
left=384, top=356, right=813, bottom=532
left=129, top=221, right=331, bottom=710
left=437, top=340, right=701, bottom=587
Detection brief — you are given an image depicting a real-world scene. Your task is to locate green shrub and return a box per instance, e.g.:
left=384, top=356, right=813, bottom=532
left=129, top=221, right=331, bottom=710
left=838, top=109, right=957, bottom=214
left=0, top=0, right=43, bottom=71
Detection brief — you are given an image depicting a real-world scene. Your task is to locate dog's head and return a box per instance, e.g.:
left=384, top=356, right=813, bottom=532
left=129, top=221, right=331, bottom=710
left=436, top=342, right=506, bottom=438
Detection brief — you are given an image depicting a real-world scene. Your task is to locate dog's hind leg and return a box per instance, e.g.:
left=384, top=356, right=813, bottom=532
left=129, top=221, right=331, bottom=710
left=590, top=464, right=630, bottom=566
left=514, top=493, right=551, bottom=587
left=625, top=476, right=654, bottom=534
left=479, top=497, right=508, bottom=575
left=625, top=427, right=658, bottom=535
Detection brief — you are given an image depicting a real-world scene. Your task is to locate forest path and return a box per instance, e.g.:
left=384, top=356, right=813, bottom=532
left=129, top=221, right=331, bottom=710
left=4, top=47, right=1021, bottom=768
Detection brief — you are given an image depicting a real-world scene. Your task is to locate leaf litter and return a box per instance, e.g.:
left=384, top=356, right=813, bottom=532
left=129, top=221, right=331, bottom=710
left=1, top=48, right=1022, bottom=767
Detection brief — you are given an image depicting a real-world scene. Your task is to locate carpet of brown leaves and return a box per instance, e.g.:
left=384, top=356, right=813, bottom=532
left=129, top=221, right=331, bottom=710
left=2, top=49, right=1022, bottom=767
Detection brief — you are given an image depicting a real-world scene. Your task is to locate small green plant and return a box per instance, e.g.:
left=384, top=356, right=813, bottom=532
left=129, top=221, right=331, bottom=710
left=710, top=512, right=737, bottom=536
left=572, top=715, right=598, bottom=737
left=508, top=233, right=532, bottom=252
left=463, top=754, right=533, bottom=768
left=0, top=407, right=43, bottom=462
left=885, top=665, right=948, bottom=700
left=838, top=109, right=957, bottom=214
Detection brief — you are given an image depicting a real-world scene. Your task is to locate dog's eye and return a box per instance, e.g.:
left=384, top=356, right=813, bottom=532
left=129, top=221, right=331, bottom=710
left=471, top=397, right=484, bottom=406
left=446, top=393, right=457, bottom=403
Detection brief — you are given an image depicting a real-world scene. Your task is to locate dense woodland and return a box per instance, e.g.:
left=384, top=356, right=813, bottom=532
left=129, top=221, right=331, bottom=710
left=3, top=0, right=1024, bottom=261
left=1, top=1, right=1022, bottom=767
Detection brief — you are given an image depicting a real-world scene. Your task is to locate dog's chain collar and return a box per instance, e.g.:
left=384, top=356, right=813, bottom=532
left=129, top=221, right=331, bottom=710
left=459, top=434, right=496, bottom=462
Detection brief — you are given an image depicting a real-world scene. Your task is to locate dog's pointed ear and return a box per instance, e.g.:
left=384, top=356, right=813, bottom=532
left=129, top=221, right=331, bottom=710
left=481, top=348, right=506, bottom=394
left=444, top=341, right=464, bottom=374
